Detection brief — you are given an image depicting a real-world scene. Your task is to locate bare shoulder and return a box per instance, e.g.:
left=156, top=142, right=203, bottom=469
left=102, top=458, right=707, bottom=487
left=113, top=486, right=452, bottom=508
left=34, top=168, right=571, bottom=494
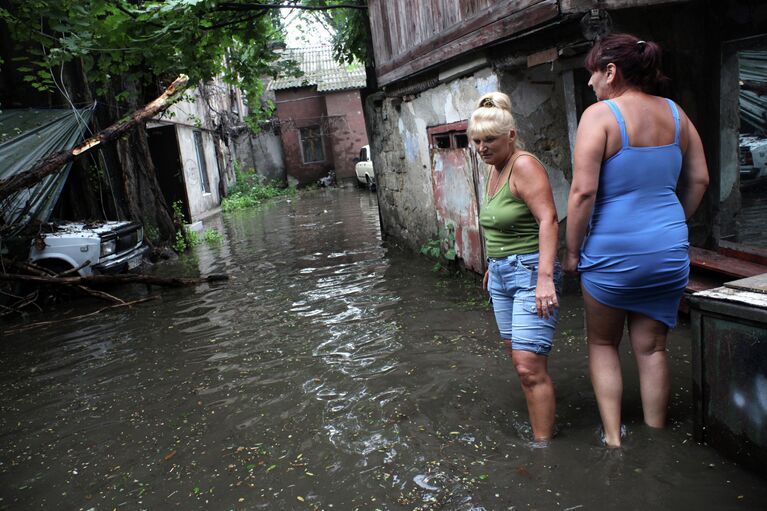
left=510, top=152, right=548, bottom=186
left=580, top=101, right=612, bottom=124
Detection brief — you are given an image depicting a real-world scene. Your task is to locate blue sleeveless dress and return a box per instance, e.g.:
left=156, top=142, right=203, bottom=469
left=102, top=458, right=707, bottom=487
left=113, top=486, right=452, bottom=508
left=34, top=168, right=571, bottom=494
left=578, top=98, right=689, bottom=328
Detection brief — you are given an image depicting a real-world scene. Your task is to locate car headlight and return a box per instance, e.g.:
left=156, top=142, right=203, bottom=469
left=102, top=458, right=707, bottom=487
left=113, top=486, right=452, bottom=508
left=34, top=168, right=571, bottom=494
left=100, top=239, right=116, bottom=257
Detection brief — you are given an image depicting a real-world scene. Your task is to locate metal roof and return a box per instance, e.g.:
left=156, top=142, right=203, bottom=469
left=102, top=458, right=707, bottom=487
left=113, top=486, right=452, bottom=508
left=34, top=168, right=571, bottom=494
left=269, top=46, right=366, bottom=92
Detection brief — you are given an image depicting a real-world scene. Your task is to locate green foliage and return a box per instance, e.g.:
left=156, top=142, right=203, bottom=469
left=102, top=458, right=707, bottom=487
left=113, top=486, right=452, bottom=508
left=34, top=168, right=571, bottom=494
left=172, top=200, right=189, bottom=253
left=222, top=166, right=296, bottom=212
left=202, top=228, right=223, bottom=244
left=0, top=1, right=297, bottom=117
left=420, top=224, right=458, bottom=273
left=300, top=0, right=371, bottom=66
left=173, top=229, right=188, bottom=253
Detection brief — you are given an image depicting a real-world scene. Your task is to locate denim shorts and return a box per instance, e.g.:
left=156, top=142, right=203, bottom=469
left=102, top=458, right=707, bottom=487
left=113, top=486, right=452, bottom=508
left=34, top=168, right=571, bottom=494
left=487, top=252, right=562, bottom=356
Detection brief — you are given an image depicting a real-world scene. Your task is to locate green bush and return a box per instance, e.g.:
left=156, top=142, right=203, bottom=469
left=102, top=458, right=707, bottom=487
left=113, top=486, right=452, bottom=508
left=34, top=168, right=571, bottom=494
left=222, top=165, right=296, bottom=212
left=420, top=224, right=458, bottom=272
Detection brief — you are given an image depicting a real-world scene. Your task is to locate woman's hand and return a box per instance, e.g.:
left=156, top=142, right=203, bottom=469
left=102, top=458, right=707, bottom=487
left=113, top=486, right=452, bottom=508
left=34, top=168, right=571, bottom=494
left=563, top=251, right=580, bottom=276
left=536, top=277, right=558, bottom=319
left=483, top=270, right=489, bottom=291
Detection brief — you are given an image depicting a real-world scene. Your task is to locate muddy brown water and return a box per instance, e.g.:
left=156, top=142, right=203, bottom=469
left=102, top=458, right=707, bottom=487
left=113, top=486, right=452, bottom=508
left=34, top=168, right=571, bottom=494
left=1, top=187, right=765, bottom=510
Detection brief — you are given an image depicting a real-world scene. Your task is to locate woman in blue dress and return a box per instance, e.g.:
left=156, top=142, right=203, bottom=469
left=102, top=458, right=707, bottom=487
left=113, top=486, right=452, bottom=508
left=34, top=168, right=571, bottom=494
left=564, top=33, right=709, bottom=447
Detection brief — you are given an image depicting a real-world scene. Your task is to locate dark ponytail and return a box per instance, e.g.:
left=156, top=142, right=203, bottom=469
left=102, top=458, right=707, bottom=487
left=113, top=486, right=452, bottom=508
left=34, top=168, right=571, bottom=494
left=585, top=33, right=669, bottom=94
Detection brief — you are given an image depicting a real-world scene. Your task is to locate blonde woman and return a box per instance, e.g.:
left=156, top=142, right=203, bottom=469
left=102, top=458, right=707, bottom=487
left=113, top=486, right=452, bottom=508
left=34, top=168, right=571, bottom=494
left=470, top=92, right=562, bottom=444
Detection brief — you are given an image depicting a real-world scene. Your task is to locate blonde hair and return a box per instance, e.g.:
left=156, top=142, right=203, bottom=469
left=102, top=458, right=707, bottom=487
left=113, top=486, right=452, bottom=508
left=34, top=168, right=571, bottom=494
left=468, top=92, right=516, bottom=139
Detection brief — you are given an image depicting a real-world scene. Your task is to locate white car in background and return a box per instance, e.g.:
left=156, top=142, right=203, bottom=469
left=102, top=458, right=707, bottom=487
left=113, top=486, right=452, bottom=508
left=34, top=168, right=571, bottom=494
left=354, top=145, right=376, bottom=191
left=739, top=134, right=767, bottom=181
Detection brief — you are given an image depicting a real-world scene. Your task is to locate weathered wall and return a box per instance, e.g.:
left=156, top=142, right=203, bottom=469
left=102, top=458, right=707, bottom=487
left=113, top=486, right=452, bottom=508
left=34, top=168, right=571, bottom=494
left=176, top=125, right=221, bottom=221
left=233, top=128, right=286, bottom=183
left=368, top=63, right=571, bottom=259
left=325, top=90, right=369, bottom=181
left=274, top=87, right=334, bottom=185
left=368, top=67, right=499, bottom=252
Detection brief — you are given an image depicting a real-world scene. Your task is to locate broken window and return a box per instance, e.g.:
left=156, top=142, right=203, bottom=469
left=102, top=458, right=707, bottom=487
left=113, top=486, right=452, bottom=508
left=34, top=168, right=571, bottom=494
left=194, top=130, right=211, bottom=194
left=300, top=126, right=325, bottom=163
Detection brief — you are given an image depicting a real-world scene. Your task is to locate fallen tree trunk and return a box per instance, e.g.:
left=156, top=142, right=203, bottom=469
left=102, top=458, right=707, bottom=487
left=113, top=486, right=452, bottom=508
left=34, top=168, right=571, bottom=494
left=0, top=272, right=229, bottom=287
left=0, top=74, right=190, bottom=203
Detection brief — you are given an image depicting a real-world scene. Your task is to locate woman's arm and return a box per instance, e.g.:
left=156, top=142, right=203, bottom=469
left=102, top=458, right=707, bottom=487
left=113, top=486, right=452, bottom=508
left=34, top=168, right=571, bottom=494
left=564, top=103, right=609, bottom=274
left=512, top=155, right=559, bottom=317
left=677, top=110, right=709, bottom=219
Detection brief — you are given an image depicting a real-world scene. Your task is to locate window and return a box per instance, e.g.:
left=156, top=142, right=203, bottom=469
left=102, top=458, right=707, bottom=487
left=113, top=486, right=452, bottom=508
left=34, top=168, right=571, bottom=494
left=300, top=126, right=325, bottom=163
left=427, top=121, right=469, bottom=150
left=194, top=130, right=211, bottom=193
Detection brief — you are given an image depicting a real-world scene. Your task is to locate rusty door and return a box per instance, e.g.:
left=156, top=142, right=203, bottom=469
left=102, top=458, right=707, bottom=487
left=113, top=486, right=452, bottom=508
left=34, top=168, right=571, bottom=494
left=428, top=123, right=486, bottom=274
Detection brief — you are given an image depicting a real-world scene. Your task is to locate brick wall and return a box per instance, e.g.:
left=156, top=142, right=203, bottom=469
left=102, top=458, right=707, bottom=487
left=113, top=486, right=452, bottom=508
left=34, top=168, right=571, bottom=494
left=274, top=87, right=334, bottom=184
left=325, top=90, right=369, bottom=181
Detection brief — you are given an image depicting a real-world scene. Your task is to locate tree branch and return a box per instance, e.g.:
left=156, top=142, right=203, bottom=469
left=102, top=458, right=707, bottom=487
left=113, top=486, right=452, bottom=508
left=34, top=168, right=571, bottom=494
left=0, top=74, right=190, bottom=204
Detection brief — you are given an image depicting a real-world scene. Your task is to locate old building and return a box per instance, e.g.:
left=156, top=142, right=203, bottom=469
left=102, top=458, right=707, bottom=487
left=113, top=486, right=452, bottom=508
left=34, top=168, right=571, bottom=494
left=270, top=46, right=369, bottom=185
left=147, top=77, right=286, bottom=223
left=364, top=0, right=767, bottom=272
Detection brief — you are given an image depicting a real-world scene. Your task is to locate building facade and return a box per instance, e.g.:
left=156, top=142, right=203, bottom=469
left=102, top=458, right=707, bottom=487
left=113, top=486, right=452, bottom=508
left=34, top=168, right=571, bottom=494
left=271, top=46, right=369, bottom=185
left=364, top=0, right=767, bottom=269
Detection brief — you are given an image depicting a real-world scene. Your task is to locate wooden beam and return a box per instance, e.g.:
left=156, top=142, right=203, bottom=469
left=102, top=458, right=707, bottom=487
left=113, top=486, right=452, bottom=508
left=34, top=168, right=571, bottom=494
left=376, top=1, right=559, bottom=87
left=374, top=0, right=545, bottom=78
left=560, top=0, right=693, bottom=14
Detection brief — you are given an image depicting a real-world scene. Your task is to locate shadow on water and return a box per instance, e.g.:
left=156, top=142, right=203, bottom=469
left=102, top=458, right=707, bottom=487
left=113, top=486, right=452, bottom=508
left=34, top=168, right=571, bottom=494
left=1, top=187, right=765, bottom=510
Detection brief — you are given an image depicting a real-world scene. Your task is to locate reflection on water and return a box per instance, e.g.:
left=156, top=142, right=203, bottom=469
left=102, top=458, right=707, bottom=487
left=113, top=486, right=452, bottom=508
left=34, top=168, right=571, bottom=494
left=1, top=188, right=765, bottom=510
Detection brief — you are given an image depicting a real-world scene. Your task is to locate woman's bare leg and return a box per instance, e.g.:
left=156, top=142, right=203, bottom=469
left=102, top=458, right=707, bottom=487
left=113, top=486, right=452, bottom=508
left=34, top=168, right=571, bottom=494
left=511, top=349, right=556, bottom=441
left=627, top=312, right=670, bottom=428
left=583, top=288, right=627, bottom=447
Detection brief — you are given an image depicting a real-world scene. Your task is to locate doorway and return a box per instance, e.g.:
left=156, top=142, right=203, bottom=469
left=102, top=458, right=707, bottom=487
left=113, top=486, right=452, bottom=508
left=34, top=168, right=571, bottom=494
left=147, top=125, right=191, bottom=221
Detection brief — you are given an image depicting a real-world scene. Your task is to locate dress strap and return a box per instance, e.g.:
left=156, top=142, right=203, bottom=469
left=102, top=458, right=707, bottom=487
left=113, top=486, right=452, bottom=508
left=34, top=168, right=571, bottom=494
left=603, top=99, right=629, bottom=148
left=665, top=98, right=681, bottom=145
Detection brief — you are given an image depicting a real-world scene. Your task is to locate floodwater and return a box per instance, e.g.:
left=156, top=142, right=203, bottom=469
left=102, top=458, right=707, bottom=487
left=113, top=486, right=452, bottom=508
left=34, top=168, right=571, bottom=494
left=1, top=187, right=765, bottom=511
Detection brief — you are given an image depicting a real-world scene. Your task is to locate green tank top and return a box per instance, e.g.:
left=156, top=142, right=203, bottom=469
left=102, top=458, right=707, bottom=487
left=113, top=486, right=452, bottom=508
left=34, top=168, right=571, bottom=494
left=479, top=156, right=540, bottom=257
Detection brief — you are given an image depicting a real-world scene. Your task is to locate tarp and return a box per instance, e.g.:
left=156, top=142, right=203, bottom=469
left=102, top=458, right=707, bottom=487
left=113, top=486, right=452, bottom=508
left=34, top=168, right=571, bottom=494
left=739, top=50, right=767, bottom=135
left=0, top=106, right=94, bottom=227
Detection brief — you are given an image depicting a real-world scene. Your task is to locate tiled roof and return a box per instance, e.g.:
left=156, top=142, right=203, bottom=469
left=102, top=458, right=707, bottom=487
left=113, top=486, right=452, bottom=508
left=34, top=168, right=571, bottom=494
left=269, top=46, right=366, bottom=92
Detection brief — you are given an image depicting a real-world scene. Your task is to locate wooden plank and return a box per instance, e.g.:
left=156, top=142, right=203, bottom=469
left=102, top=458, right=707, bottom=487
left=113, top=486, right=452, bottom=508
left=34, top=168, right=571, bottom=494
left=718, top=240, right=767, bottom=266
left=375, top=0, right=545, bottom=78
left=725, top=274, right=767, bottom=294
left=377, top=1, right=558, bottom=86
left=561, top=0, right=692, bottom=13
left=689, top=246, right=767, bottom=279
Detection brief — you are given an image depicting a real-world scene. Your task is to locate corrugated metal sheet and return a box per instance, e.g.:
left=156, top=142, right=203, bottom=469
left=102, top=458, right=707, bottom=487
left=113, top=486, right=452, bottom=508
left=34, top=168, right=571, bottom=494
left=739, top=50, right=767, bottom=134
left=269, top=46, right=366, bottom=92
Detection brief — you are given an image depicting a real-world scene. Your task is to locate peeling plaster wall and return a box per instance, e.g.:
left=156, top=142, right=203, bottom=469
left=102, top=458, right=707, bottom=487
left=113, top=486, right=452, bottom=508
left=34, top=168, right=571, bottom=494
left=369, top=64, right=572, bottom=257
left=367, top=68, right=499, bottom=251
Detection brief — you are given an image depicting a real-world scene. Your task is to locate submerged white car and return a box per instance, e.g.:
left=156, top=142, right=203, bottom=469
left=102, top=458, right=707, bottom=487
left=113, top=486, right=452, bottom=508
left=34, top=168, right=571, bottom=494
left=28, top=221, right=148, bottom=276
left=354, top=145, right=376, bottom=191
